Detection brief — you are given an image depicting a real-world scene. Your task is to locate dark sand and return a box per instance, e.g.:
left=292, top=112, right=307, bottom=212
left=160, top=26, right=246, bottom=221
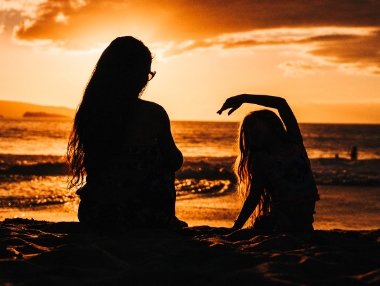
left=1, top=218, right=380, bottom=285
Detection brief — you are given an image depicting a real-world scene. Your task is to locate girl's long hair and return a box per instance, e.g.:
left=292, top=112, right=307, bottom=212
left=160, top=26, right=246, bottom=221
left=234, top=110, right=287, bottom=225
left=67, top=36, right=152, bottom=189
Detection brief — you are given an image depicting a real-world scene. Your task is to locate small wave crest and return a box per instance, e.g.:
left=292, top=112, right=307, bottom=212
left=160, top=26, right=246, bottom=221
left=0, top=179, right=230, bottom=210
left=1, top=194, right=77, bottom=209
left=311, top=158, right=380, bottom=186
left=0, top=162, right=68, bottom=176
left=1, top=155, right=379, bottom=186
left=175, top=179, right=231, bottom=197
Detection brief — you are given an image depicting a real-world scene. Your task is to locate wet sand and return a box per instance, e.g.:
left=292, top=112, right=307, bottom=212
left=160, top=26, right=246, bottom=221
left=176, top=185, right=380, bottom=230
left=2, top=185, right=380, bottom=231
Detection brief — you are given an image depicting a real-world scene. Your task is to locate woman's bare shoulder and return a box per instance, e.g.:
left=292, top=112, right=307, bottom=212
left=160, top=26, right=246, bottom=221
left=139, top=99, right=164, bottom=110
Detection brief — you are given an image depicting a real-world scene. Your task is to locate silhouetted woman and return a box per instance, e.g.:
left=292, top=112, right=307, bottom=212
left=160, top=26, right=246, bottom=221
left=67, top=36, right=184, bottom=231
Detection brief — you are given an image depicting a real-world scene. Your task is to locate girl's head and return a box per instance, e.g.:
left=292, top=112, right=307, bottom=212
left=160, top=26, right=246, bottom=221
left=235, top=110, right=287, bottom=225
left=239, top=109, right=287, bottom=152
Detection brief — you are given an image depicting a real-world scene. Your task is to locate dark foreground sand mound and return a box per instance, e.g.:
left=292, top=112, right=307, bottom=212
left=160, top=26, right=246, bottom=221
left=1, top=219, right=379, bottom=285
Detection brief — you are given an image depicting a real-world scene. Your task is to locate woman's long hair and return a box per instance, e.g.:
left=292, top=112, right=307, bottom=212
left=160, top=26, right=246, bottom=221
left=234, top=110, right=287, bottom=225
left=67, top=36, right=153, bottom=189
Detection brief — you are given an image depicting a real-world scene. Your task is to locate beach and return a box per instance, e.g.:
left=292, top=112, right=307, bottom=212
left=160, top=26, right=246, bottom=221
left=1, top=120, right=380, bottom=284
left=1, top=184, right=380, bottom=285
left=1, top=217, right=380, bottom=285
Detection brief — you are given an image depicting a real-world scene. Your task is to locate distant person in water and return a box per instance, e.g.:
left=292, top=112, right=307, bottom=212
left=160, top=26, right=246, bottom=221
left=67, top=36, right=186, bottom=231
left=350, top=146, right=358, bottom=160
left=217, top=94, right=320, bottom=231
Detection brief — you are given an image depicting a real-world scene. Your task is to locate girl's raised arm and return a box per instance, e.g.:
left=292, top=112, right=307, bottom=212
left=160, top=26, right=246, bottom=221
left=218, top=94, right=303, bottom=145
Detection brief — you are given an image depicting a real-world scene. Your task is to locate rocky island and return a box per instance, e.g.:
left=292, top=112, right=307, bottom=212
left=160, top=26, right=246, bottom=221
left=22, top=112, right=70, bottom=118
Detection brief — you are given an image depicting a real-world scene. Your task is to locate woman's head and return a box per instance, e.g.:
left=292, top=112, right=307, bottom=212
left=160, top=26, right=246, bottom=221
left=67, top=36, right=154, bottom=189
left=88, top=36, right=153, bottom=100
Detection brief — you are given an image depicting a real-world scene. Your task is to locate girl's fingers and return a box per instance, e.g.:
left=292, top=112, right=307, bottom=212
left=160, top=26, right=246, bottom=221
left=217, top=97, right=241, bottom=115
left=217, top=104, right=229, bottom=114
left=228, top=107, right=237, bottom=115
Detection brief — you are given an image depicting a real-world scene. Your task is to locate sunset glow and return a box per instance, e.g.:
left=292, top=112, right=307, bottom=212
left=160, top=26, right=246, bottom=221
left=1, top=0, right=380, bottom=123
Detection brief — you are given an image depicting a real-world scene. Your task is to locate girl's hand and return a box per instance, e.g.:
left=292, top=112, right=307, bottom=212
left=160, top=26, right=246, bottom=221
left=217, top=95, right=245, bottom=115
left=232, top=223, right=242, bottom=230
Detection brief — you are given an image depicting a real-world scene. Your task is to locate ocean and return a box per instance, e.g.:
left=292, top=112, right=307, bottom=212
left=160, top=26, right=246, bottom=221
left=0, top=118, right=380, bottom=229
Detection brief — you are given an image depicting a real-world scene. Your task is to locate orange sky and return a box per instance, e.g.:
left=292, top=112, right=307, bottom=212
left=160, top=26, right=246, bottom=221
left=1, top=0, right=380, bottom=123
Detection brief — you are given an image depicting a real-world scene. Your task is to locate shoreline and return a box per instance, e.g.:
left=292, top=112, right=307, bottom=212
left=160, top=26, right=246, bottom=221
left=1, top=185, right=380, bottom=231
left=178, top=184, right=380, bottom=230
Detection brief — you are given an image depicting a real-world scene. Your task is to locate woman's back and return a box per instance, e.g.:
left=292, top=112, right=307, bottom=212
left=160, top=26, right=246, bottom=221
left=84, top=99, right=181, bottom=173
left=77, top=102, right=182, bottom=231
left=117, top=100, right=164, bottom=147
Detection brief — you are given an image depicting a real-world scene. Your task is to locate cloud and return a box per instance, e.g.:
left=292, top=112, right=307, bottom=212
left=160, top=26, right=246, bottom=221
left=310, top=30, right=380, bottom=75
left=5, top=0, right=380, bottom=44
left=278, top=60, right=325, bottom=77
left=0, top=0, right=46, bottom=18
left=158, top=27, right=372, bottom=54
left=155, top=27, right=380, bottom=75
left=2, top=0, right=380, bottom=73
left=55, top=12, right=68, bottom=24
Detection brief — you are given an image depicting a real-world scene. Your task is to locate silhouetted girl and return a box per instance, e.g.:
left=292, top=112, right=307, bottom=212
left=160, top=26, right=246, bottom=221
left=67, top=36, right=185, bottom=231
left=218, top=94, right=319, bottom=231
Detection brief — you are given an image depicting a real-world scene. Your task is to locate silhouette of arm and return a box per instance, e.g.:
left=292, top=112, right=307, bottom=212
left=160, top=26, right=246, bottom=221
left=233, top=185, right=262, bottom=229
left=232, top=153, right=266, bottom=229
left=156, top=107, right=183, bottom=172
left=218, top=94, right=303, bottom=145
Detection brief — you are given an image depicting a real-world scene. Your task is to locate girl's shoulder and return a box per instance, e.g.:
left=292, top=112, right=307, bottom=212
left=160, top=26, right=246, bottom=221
left=269, top=142, right=305, bottom=161
left=250, top=151, right=272, bottom=180
left=252, top=151, right=270, bottom=161
left=251, top=151, right=270, bottom=171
